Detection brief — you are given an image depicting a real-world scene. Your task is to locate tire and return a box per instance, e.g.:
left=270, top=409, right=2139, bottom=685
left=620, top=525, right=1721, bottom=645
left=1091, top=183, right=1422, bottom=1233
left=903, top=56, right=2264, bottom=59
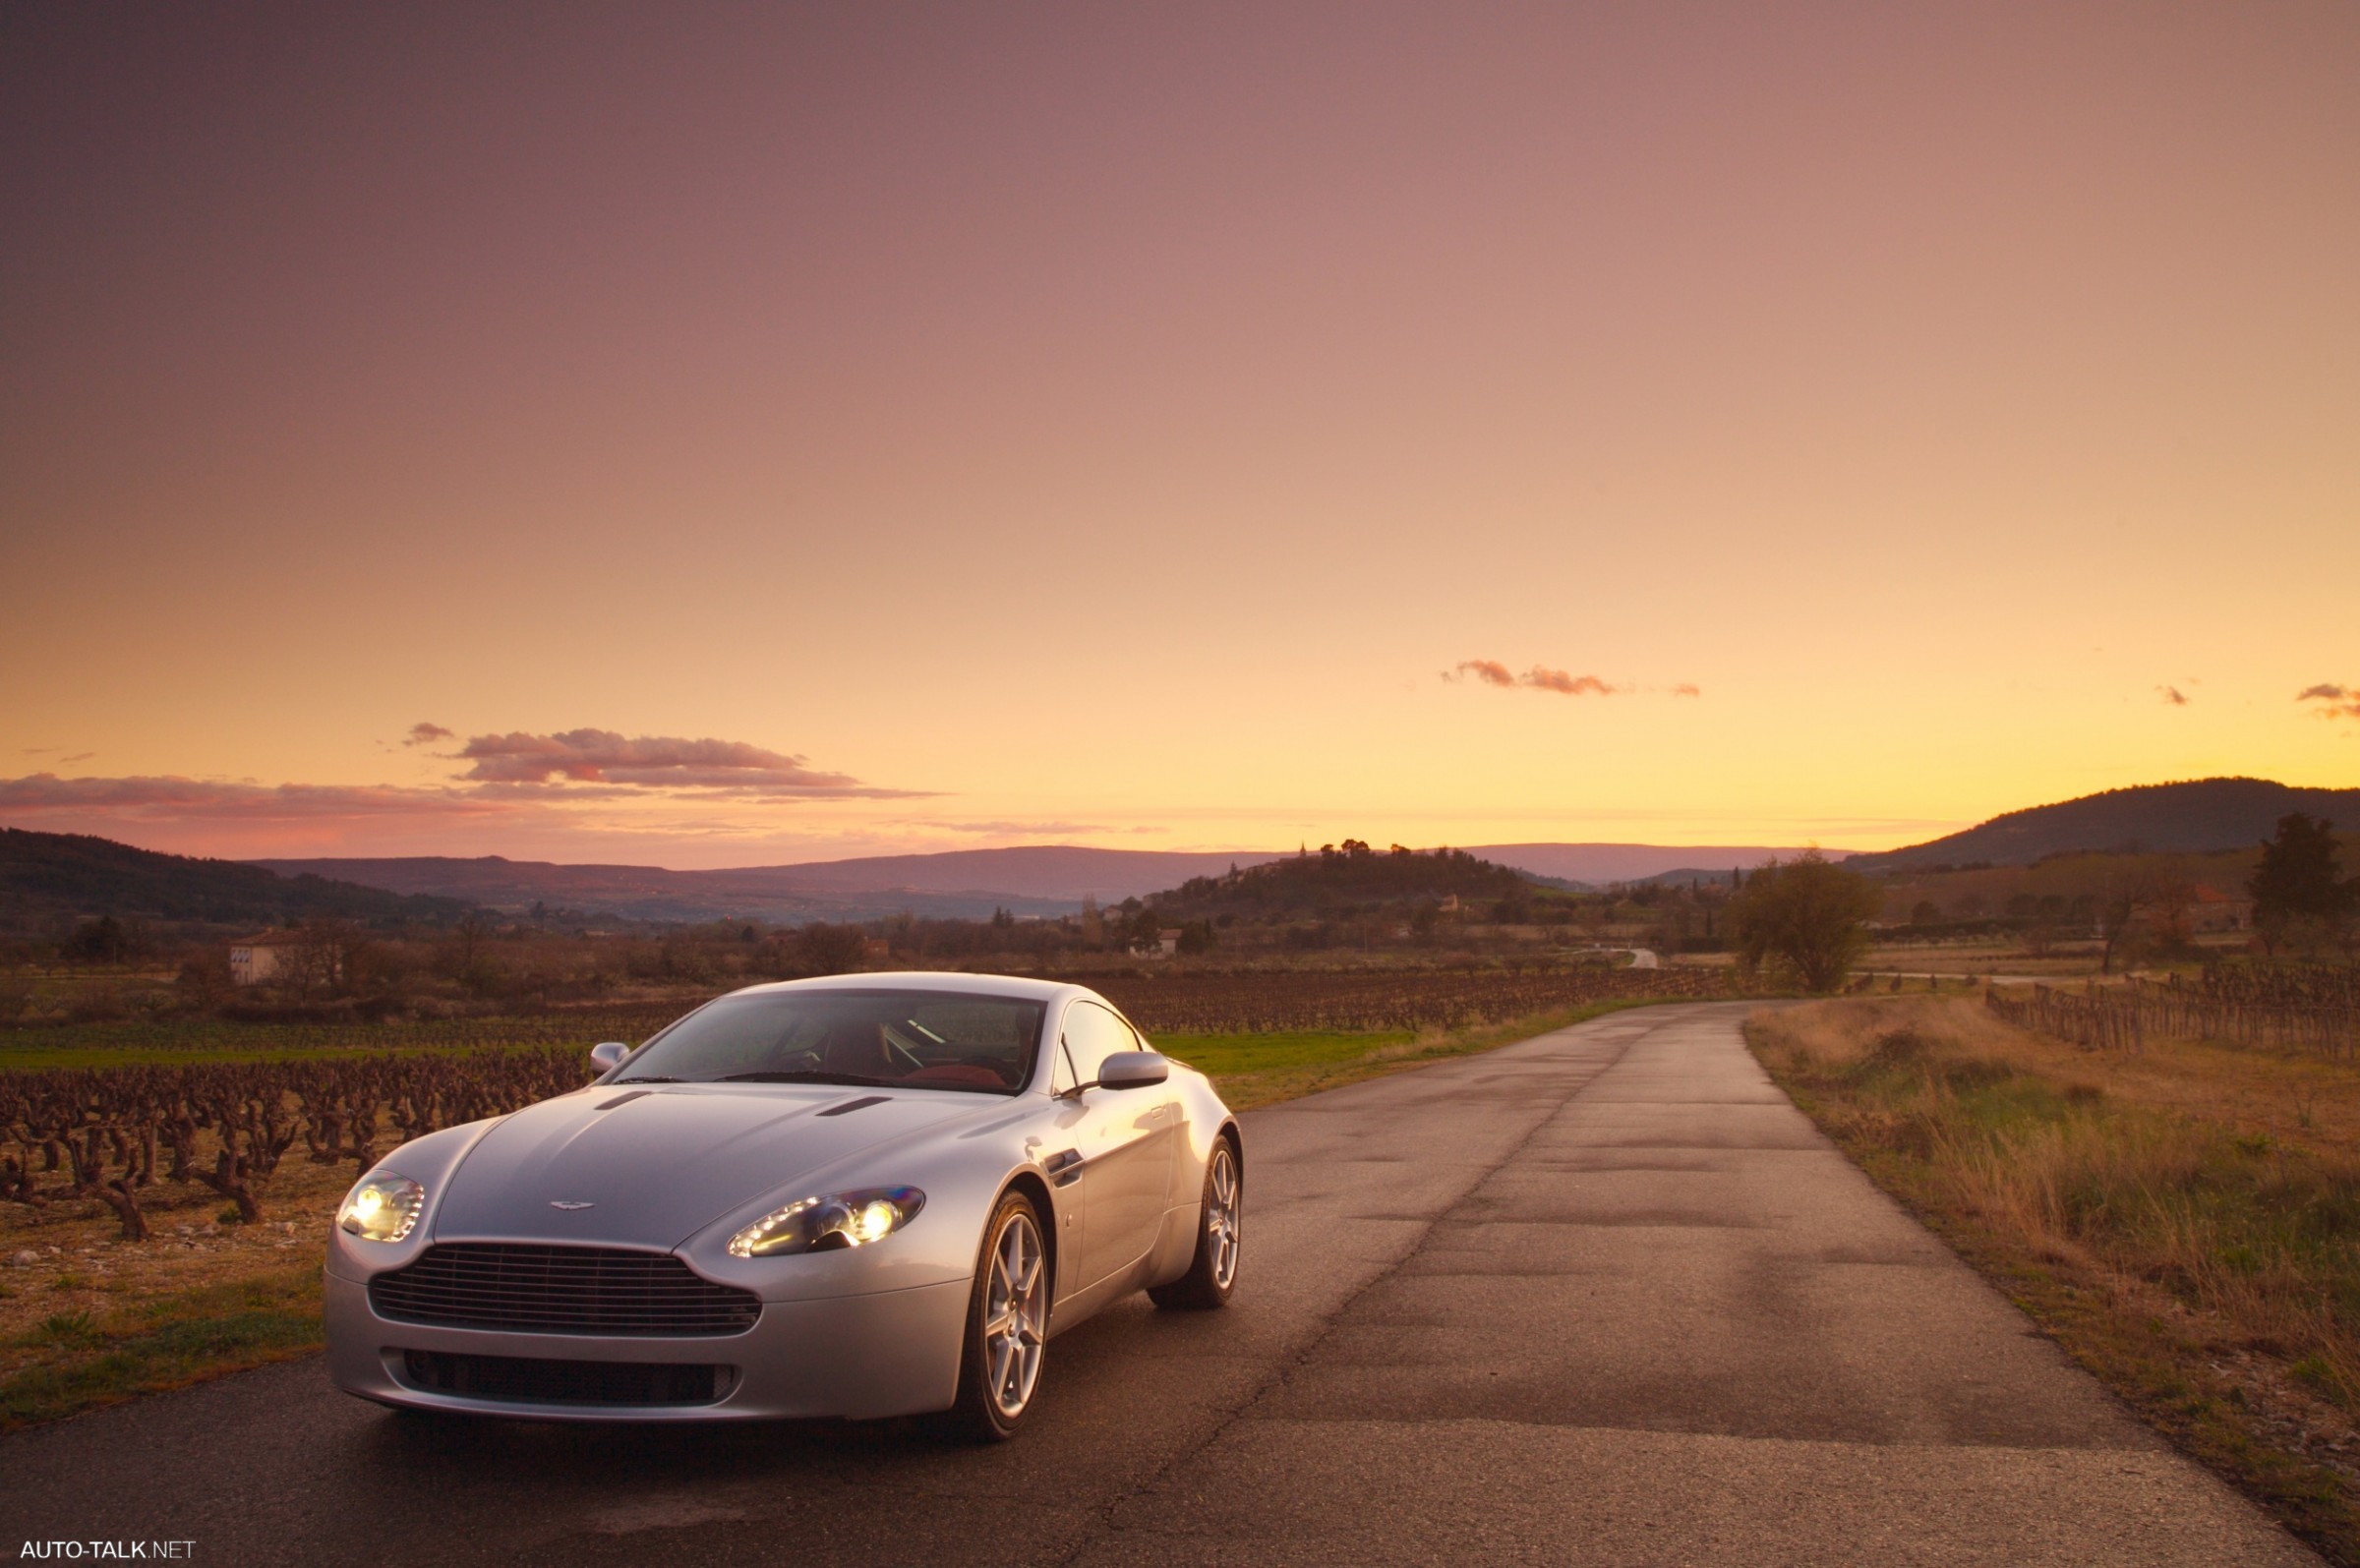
left=1150, top=1133, right=1241, bottom=1310
left=938, top=1190, right=1050, bottom=1442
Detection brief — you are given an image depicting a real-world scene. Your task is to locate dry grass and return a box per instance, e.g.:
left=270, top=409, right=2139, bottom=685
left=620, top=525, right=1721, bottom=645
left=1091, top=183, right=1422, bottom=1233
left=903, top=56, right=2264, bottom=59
left=1, top=1153, right=349, bottom=1425
left=1750, top=995, right=2360, bottom=1563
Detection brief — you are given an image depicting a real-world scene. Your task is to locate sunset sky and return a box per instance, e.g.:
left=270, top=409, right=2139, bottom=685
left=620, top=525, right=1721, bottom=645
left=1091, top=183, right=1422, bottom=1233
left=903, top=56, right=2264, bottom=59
left=3, top=3, right=2355, bottom=868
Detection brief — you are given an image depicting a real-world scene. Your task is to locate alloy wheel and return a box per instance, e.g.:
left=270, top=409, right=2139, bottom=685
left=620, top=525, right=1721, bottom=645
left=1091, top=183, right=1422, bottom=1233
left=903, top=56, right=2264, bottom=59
left=982, top=1208, right=1047, bottom=1418
left=1207, top=1143, right=1241, bottom=1290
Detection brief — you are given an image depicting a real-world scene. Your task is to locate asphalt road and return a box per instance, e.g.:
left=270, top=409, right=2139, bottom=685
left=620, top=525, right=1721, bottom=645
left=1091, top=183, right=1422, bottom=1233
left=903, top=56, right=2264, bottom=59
left=4, top=1003, right=2316, bottom=1565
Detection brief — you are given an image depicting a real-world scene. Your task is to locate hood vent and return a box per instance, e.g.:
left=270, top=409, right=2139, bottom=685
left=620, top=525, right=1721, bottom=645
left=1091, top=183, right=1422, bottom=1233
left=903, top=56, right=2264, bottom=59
left=816, top=1095, right=891, bottom=1118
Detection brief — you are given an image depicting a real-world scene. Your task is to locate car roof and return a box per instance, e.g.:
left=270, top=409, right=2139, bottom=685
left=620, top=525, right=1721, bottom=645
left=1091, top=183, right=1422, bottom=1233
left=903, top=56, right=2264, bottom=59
left=731, top=970, right=1084, bottom=1005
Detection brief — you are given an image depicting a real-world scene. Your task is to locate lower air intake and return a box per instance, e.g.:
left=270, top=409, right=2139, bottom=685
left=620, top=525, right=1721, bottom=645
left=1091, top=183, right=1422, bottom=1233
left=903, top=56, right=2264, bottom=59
left=400, top=1350, right=727, bottom=1407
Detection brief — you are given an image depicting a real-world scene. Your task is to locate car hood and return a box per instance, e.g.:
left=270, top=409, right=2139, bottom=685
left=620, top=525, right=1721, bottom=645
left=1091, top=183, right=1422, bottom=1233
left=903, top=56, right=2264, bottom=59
left=430, top=1084, right=999, bottom=1249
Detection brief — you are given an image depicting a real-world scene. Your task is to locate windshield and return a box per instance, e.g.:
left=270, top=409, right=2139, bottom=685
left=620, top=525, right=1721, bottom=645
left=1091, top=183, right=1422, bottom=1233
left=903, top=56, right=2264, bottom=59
left=615, top=989, right=1045, bottom=1094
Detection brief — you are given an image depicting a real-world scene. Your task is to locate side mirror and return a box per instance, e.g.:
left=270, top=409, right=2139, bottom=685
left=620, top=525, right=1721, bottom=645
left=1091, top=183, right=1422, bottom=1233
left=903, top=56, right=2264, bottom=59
left=1094, top=1051, right=1170, bottom=1091
left=589, top=1041, right=630, bottom=1074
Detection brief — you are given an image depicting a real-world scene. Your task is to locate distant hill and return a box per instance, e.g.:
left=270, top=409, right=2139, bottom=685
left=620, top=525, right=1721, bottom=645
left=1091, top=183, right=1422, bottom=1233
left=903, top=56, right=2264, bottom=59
left=1615, top=866, right=1769, bottom=890
left=0, top=828, right=476, bottom=933
left=703, top=846, right=1284, bottom=901
left=251, top=841, right=1857, bottom=922
left=1844, top=778, right=2360, bottom=874
left=252, top=846, right=1287, bottom=924
left=1468, top=843, right=1846, bottom=885
left=1147, top=844, right=1535, bottom=920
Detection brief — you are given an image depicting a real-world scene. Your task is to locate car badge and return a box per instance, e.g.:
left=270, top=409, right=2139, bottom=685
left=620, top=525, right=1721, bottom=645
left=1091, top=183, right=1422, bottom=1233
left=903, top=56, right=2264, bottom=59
left=550, top=1200, right=595, bottom=1210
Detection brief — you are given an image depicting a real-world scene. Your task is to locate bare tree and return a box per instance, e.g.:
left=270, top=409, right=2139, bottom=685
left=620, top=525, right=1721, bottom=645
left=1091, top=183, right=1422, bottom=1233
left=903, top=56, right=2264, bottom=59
left=281, top=918, right=364, bottom=1000
left=2143, top=873, right=2200, bottom=956
left=2095, top=876, right=2143, bottom=974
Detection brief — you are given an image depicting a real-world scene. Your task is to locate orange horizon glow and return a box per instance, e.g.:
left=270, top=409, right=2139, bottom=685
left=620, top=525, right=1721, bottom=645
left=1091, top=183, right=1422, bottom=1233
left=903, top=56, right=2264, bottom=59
left=3, top=4, right=2355, bottom=869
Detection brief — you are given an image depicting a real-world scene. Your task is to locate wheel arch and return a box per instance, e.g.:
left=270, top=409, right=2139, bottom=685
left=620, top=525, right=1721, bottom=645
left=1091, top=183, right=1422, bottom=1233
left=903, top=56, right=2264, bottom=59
left=1001, top=1169, right=1060, bottom=1298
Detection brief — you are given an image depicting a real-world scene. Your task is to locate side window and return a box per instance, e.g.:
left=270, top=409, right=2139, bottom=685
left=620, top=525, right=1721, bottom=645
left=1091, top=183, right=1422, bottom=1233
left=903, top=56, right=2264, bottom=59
left=1061, top=1001, right=1136, bottom=1088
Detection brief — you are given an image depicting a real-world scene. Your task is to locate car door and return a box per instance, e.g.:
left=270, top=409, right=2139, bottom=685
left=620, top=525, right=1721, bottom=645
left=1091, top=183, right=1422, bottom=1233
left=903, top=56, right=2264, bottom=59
left=1054, top=999, right=1177, bottom=1293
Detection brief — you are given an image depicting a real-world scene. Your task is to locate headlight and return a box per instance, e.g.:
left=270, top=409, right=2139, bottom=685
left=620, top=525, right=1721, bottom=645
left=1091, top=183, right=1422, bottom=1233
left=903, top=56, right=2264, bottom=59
left=337, top=1173, right=425, bottom=1244
left=728, top=1186, right=924, bottom=1258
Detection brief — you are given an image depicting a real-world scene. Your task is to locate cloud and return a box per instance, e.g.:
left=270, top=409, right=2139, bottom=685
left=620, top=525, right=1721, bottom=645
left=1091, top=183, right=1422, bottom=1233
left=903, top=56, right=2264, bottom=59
left=453, top=727, right=927, bottom=798
left=0, top=726, right=929, bottom=832
left=0, top=721, right=930, bottom=856
left=1521, top=667, right=1616, bottom=696
left=2158, top=685, right=2189, bottom=706
left=2298, top=682, right=2360, bottom=721
left=919, top=820, right=1131, bottom=836
left=0, top=774, right=508, bottom=822
left=1446, top=661, right=1677, bottom=697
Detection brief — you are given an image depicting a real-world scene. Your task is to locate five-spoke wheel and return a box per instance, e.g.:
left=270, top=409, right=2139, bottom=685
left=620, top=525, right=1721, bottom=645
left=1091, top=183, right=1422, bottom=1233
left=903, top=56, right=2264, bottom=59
left=1150, top=1134, right=1241, bottom=1310
left=944, top=1191, right=1049, bottom=1440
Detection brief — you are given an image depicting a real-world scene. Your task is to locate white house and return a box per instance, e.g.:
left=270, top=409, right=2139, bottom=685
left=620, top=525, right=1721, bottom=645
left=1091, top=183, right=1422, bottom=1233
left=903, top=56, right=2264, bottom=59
left=228, top=929, right=308, bottom=985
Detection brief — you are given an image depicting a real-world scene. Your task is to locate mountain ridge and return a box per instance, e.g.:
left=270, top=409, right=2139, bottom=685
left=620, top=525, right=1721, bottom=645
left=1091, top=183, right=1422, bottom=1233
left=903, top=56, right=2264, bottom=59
left=249, top=842, right=1842, bottom=920
left=1844, top=778, right=2360, bottom=873
left=26, top=782, right=2338, bottom=932
left=0, top=828, right=476, bottom=933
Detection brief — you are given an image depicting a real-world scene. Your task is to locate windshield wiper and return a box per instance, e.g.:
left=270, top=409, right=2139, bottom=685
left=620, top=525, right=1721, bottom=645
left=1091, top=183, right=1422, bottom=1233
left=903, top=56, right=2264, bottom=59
left=611, top=1074, right=685, bottom=1083
left=717, top=1071, right=895, bottom=1086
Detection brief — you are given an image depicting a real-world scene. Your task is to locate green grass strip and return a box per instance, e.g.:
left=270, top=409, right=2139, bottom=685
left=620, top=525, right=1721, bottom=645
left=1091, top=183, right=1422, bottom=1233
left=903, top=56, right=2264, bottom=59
left=1163, top=995, right=1688, bottom=1109
left=1, top=1267, right=324, bottom=1430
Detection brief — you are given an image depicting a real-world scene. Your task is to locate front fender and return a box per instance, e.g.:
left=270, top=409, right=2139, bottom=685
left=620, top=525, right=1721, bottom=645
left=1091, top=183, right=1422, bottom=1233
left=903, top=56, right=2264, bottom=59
left=322, top=1117, right=506, bottom=1283
left=676, top=1105, right=1074, bottom=1304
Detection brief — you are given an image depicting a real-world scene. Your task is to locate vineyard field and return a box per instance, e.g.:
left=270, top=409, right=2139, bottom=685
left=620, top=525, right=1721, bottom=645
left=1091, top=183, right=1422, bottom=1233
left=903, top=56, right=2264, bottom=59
left=1101, top=965, right=1729, bottom=1034
left=1988, top=962, right=2360, bottom=1057
left=0, top=1009, right=686, bottom=1072
left=0, top=965, right=1731, bottom=1069
left=1, top=966, right=1735, bottom=1242
left=0, top=965, right=1735, bottom=1425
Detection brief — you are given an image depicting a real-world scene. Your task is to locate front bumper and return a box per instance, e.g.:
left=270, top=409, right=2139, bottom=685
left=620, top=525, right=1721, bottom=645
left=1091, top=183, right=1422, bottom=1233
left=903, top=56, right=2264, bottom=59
left=323, top=1268, right=970, bottom=1422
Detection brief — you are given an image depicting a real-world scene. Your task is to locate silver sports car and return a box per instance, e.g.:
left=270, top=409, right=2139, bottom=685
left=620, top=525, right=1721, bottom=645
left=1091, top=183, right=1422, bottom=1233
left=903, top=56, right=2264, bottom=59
left=324, top=973, right=1242, bottom=1439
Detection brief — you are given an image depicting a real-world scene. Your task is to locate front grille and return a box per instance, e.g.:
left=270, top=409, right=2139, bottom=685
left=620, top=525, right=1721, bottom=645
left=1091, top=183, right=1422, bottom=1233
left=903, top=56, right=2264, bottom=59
left=400, top=1349, right=727, bottom=1407
left=370, top=1244, right=760, bottom=1337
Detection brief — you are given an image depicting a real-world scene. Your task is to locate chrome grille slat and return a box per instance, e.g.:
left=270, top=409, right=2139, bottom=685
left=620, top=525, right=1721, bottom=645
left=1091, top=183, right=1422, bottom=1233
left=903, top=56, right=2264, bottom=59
left=370, top=1244, right=760, bottom=1337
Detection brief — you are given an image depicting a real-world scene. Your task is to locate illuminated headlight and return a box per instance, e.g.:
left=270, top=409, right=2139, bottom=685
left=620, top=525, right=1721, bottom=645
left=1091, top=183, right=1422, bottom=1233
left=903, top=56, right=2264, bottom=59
left=337, top=1173, right=425, bottom=1243
left=728, top=1187, right=924, bottom=1258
